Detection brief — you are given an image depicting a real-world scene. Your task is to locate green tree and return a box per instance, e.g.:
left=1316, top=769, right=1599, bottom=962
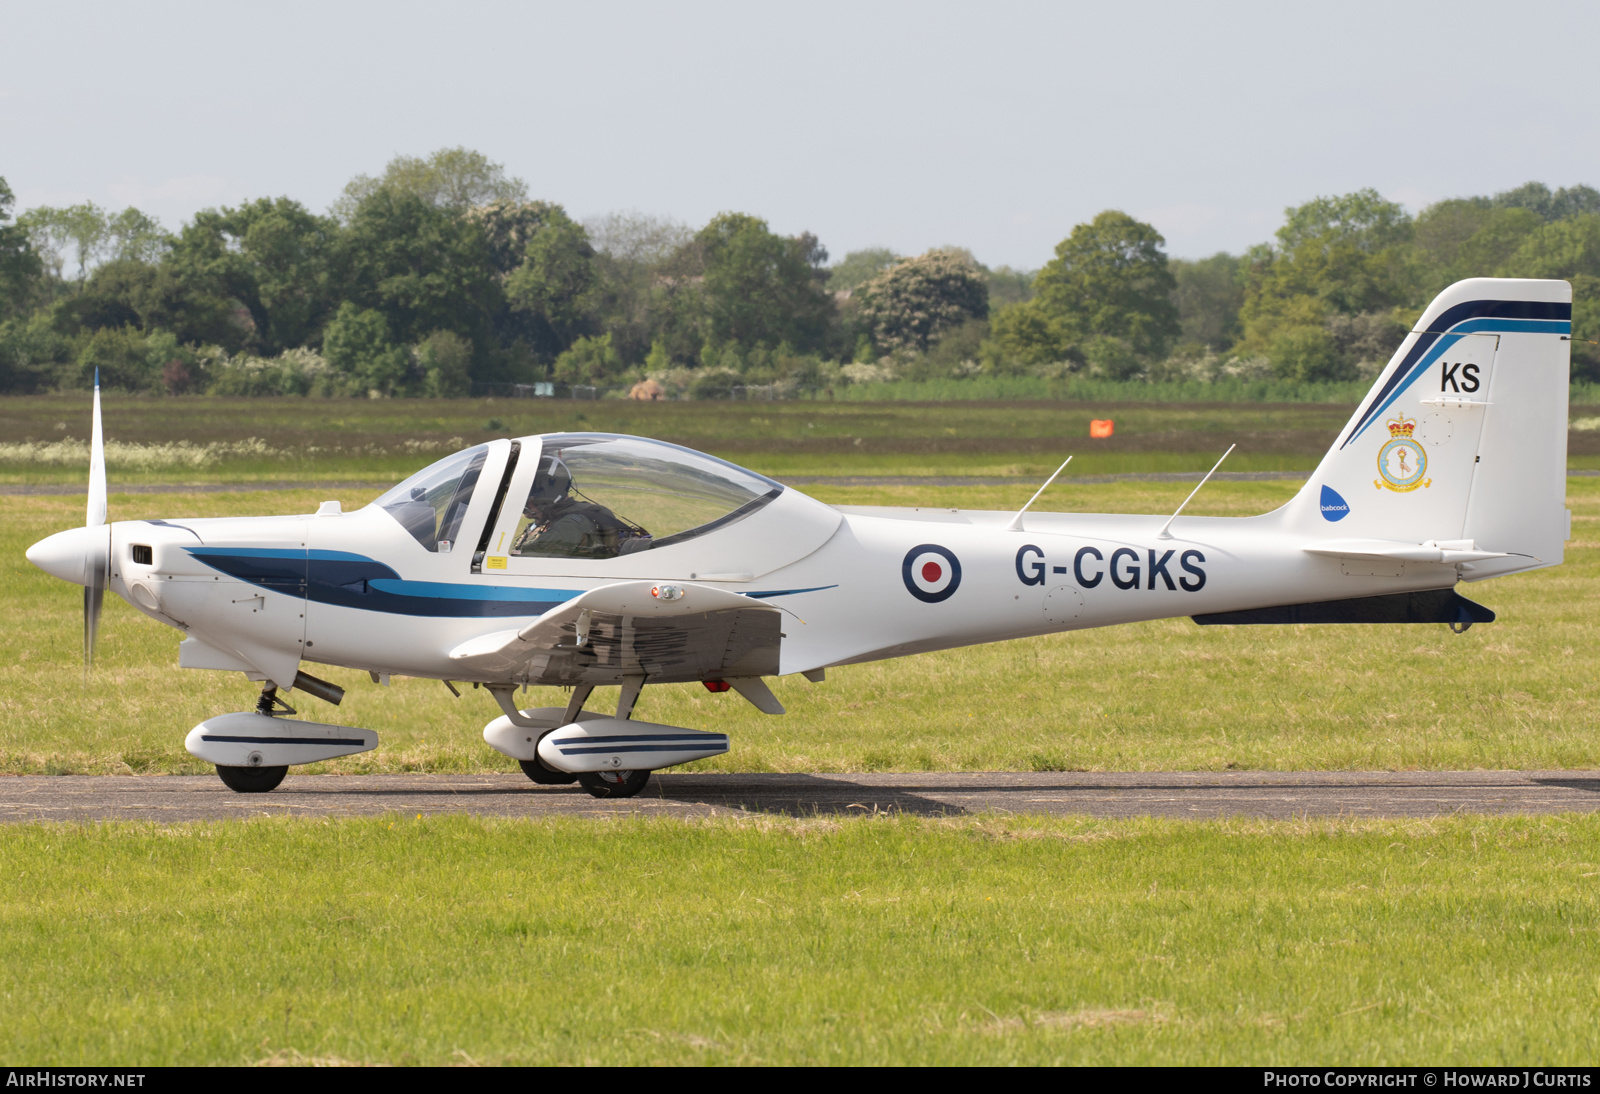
left=983, top=300, right=1075, bottom=373
left=417, top=330, right=473, bottom=397
left=334, top=148, right=528, bottom=220
left=1032, top=211, right=1179, bottom=357
left=19, top=203, right=108, bottom=284
left=1500, top=214, right=1600, bottom=281
left=1238, top=189, right=1413, bottom=363
left=322, top=303, right=410, bottom=395
left=1268, top=325, right=1347, bottom=382
left=75, top=326, right=159, bottom=392
left=855, top=250, right=988, bottom=354
left=552, top=332, right=622, bottom=385
left=583, top=214, right=700, bottom=367
left=1492, top=181, right=1600, bottom=221
left=0, top=312, right=69, bottom=393
left=827, top=248, right=899, bottom=294
left=696, top=213, right=834, bottom=356
left=986, top=266, right=1036, bottom=307
left=340, top=187, right=499, bottom=351
left=0, top=178, right=43, bottom=320
left=504, top=209, right=599, bottom=347
left=17, top=203, right=166, bottom=288
left=1170, top=252, right=1243, bottom=351
left=160, top=197, right=340, bottom=353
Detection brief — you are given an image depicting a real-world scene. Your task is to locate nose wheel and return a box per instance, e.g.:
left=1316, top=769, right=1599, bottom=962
left=215, top=764, right=288, bottom=793
left=577, top=770, right=651, bottom=799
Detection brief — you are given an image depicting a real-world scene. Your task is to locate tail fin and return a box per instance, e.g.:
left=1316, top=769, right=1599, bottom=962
left=1282, top=277, right=1571, bottom=578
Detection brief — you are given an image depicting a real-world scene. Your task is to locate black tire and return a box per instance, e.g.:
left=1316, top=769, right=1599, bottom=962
left=215, top=764, right=288, bottom=793
left=577, top=769, right=651, bottom=799
left=518, top=758, right=578, bottom=786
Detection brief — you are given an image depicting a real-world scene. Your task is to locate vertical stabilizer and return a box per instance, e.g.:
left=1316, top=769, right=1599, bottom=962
left=1281, top=278, right=1571, bottom=578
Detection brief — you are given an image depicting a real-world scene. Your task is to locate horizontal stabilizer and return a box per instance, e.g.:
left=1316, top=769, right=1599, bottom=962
left=1193, top=589, right=1494, bottom=626
left=1304, top=538, right=1511, bottom=564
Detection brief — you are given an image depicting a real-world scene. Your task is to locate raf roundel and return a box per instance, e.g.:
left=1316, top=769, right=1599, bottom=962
left=902, top=544, right=962, bottom=603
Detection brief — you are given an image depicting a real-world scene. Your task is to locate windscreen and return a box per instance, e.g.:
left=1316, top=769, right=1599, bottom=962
left=510, top=434, right=782, bottom=560
left=375, top=445, right=489, bottom=553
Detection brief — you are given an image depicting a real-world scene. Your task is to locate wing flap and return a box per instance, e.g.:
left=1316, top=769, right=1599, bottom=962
left=448, top=580, right=782, bottom=683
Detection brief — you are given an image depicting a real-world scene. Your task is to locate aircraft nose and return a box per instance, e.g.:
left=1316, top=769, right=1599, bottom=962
left=25, top=526, right=101, bottom=586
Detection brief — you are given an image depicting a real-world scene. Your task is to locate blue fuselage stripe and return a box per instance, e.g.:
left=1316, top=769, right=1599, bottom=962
left=185, top=548, right=821, bottom=620
left=186, top=548, right=580, bottom=618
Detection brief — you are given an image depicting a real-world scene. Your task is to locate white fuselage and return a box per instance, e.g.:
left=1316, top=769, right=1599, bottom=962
left=99, top=486, right=1469, bottom=691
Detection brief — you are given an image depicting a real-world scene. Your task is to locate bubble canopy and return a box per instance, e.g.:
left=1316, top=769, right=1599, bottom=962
left=373, top=444, right=489, bottom=553
left=513, top=434, right=784, bottom=559
left=374, top=435, right=785, bottom=559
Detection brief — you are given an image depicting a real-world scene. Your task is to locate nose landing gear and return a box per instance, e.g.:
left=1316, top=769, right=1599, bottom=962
left=213, top=683, right=294, bottom=793
left=215, top=763, right=288, bottom=793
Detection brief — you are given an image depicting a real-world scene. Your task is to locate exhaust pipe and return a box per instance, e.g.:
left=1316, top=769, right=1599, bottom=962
left=291, top=670, right=345, bottom=706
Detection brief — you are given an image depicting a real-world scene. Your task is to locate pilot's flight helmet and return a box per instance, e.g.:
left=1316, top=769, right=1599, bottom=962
left=527, top=453, right=573, bottom=506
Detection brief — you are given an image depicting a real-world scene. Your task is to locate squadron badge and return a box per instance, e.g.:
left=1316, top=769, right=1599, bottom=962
left=1375, top=414, right=1431, bottom=492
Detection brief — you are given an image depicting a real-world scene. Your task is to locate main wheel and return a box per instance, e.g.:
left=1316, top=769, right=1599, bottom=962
left=518, top=758, right=578, bottom=786
left=215, top=764, right=288, bottom=793
left=577, top=769, right=651, bottom=799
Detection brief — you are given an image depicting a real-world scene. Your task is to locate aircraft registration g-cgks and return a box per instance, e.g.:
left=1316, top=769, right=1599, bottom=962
left=25, top=278, right=1575, bottom=797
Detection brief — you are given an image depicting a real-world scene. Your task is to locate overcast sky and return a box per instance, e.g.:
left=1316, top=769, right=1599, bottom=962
left=4, top=0, right=1598, bottom=269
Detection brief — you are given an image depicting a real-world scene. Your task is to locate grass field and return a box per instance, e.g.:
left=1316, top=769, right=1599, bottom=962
left=2, top=812, right=1597, bottom=1065
left=11, top=393, right=1600, bottom=482
left=4, top=475, right=1599, bottom=775
left=0, top=393, right=1363, bottom=482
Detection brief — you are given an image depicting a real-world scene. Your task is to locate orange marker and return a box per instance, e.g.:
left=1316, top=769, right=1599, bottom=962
left=1089, top=419, right=1114, bottom=438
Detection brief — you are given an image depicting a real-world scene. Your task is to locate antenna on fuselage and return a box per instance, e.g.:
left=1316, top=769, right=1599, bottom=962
left=1005, top=455, right=1073, bottom=532
left=1155, top=444, right=1235, bottom=541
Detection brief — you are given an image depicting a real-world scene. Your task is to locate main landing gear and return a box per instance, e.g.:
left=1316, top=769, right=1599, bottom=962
left=511, top=682, right=653, bottom=800
left=576, top=770, right=651, bottom=798
left=213, top=684, right=294, bottom=794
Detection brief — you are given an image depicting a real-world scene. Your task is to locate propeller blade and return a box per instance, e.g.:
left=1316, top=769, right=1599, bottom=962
left=83, top=524, right=110, bottom=675
left=83, top=373, right=109, bottom=676
left=84, top=584, right=103, bottom=675
left=87, top=368, right=106, bottom=529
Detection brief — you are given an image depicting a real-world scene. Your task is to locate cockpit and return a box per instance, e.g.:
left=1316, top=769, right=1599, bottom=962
left=374, top=433, right=784, bottom=561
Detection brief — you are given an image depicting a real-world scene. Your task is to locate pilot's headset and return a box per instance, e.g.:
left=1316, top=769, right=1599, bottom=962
left=526, top=453, right=573, bottom=512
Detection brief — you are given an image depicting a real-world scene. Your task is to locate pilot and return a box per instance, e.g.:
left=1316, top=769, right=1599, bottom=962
left=512, top=454, right=651, bottom=559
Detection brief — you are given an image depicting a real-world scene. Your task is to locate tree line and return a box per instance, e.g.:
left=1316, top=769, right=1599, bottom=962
left=1, top=148, right=1596, bottom=398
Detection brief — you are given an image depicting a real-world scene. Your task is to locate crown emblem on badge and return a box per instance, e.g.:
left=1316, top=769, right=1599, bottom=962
left=1386, top=414, right=1416, bottom=438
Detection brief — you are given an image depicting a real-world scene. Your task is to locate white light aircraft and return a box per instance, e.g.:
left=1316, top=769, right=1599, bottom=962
left=25, top=278, right=1574, bottom=797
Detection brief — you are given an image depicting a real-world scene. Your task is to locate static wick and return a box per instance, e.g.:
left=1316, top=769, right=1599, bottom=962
left=1156, top=444, right=1236, bottom=541
left=1006, top=455, right=1073, bottom=532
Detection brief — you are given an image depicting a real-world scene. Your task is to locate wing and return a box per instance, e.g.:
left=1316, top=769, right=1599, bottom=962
left=448, top=580, right=782, bottom=686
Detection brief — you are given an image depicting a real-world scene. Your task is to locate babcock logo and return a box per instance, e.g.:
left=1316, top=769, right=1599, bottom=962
left=902, top=544, right=962, bottom=603
left=1320, top=485, right=1351, bottom=522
